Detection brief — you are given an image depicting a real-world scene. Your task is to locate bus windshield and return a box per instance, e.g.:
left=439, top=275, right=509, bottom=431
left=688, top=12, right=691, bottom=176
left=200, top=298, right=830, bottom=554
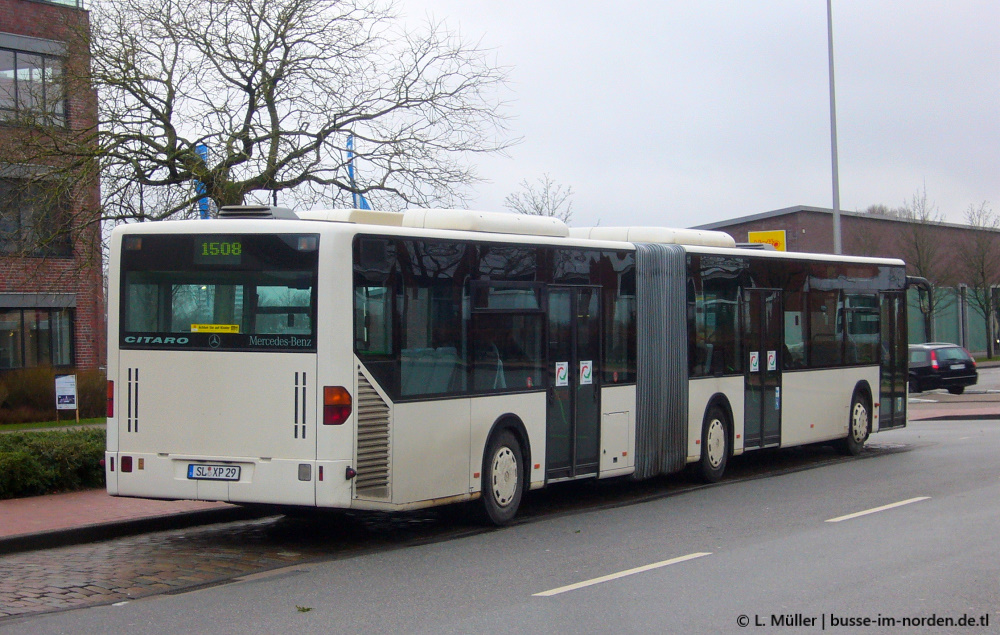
left=119, top=233, right=319, bottom=352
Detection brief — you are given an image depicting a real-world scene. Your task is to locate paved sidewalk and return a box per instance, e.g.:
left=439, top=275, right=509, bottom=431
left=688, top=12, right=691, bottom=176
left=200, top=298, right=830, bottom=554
left=908, top=401, right=1000, bottom=421
left=0, top=489, right=259, bottom=555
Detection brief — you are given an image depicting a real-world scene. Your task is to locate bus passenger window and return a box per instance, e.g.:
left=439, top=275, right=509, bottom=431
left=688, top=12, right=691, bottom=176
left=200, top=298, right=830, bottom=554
left=783, top=291, right=806, bottom=369
left=841, top=294, right=879, bottom=364
left=355, top=286, right=392, bottom=355
left=471, top=313, right=543, bottom=392
left=809, top=291, right=842, bottom=367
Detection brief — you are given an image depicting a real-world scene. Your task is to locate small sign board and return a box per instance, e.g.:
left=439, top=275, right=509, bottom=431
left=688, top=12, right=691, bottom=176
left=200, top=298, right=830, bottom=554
left=55, top=374, right=77, bottom=411
left=191, top=324, right=240, bottom=333
left=555, top=362, right=569, bottom=387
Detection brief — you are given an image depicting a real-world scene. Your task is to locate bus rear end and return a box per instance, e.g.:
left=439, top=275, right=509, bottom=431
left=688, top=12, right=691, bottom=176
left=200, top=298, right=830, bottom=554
left=105, top=224, right=333, bottom=507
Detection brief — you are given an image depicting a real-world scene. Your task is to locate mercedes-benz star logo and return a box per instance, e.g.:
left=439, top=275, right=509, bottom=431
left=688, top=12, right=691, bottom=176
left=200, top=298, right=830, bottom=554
left=209, top=334, right=221, bottom=349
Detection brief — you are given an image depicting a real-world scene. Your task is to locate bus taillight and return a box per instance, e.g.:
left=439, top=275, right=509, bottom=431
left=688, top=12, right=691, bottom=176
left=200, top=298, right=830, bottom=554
left=107, top=380, right=114, bottom=418
left=323, top=386, right=352, bottom=425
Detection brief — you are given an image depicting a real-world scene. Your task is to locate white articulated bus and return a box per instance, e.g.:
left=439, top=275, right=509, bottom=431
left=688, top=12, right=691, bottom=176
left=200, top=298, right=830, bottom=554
left=105, top=206, right=910, bottom=524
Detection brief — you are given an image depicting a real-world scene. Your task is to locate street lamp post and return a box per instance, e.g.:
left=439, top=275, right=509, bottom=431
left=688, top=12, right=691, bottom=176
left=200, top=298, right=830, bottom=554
left=827, top=0, right=842, bottom=254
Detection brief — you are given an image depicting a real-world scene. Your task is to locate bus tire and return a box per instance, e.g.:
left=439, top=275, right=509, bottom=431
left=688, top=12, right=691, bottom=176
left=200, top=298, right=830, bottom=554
left=480, top=429, right=523, bottom=526
left=698, top=405, right=729, bottom=483
left=838, top=391, right=870, bottom=456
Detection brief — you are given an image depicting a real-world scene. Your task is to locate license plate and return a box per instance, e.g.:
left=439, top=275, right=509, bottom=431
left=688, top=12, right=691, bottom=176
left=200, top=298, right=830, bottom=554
left=187, top=464, right=240, bottom=481
left=950, top=364, right=965, bottom=370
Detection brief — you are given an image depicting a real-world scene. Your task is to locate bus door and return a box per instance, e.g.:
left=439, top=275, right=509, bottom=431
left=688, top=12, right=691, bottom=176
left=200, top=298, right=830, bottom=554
left=744, top=289, right=782, bottom=448
left=879, top=292, right=907, bottom=429
left=546, top=286, right=601, bottom=480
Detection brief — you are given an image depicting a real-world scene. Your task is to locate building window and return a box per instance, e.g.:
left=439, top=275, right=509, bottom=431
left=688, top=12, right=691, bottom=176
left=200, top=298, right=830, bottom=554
left=0, top=47, right=66, bottom=126
left=0, top=308, right=74, bottom=370
left=0, top=178, right=72, bottom=257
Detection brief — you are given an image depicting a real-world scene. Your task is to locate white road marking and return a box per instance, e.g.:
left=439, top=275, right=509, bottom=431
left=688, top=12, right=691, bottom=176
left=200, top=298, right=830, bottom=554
left=826, top=497, right=930, bottom=523
left=533, top=552, right=712, bottom=597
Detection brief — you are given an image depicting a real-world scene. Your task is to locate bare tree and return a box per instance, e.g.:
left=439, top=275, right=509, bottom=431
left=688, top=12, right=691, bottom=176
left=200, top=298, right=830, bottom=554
left=851, top=189, right=954, bottom=340
left=845, top=204, right=908, bottom=257
left=860, top=203, right=902, bottom=218
left=959, top=201, right=1000, bottom=357
left=503, top=173, right=574, bottom=223
left=891, top=186, right=953, bottom=341
left=11, top=0, right=514, bottom=233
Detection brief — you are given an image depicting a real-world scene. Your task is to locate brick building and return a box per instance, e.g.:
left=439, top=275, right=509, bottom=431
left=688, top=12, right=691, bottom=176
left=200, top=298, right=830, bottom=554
left=0, top=0, right=104, bottom=371
left=697, top=205, right=999, bottom=352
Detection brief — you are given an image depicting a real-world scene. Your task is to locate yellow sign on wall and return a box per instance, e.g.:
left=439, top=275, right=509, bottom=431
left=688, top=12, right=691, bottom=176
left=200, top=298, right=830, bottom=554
left=747, top=230, right=787, bottom=251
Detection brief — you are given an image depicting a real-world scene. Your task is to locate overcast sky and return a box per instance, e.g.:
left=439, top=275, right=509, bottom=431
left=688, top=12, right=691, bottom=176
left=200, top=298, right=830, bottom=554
left=401, top=0, right=999, bottom=229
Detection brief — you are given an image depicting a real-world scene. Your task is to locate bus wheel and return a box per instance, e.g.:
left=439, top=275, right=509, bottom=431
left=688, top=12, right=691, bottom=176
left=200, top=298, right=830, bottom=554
left=698, top=405, right=728, bottom=483
left=481, top=429, right=523, bottom=526
left=838, top=392, right=870, bottom=456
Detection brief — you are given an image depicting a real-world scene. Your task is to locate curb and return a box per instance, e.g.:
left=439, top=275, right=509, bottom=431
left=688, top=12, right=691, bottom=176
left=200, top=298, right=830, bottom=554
left=909, top=414, right=1000, bottom=422
left=0, top=506, right=268, bottom=556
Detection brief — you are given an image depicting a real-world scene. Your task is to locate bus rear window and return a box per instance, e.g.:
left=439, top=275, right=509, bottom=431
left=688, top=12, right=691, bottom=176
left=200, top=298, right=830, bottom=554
left=120, top=234, right=318, bottom=352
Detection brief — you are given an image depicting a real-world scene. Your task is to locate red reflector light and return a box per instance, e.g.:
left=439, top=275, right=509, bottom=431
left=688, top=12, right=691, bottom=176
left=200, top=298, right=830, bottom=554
left=121, top=455, right=133, bottom=472
left=323, top=386, right=352, bottom=425
left=965, top=348, right=976, bottom=367
left=930, top=351, right=938, bottom=369
left=107, top=380, right=115, bottom=418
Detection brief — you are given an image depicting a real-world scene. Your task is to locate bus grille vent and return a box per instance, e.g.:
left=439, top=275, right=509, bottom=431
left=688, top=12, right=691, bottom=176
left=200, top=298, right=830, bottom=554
left=355, top=372, right=390, bottom=499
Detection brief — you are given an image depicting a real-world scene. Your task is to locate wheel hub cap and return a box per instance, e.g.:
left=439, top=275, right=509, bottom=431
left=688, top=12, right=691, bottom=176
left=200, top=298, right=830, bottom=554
left=852, top=403, right=868, bottom=441
left=492, top=447, right=517, bottom=507
left=707, top=419, right=725, bottom=468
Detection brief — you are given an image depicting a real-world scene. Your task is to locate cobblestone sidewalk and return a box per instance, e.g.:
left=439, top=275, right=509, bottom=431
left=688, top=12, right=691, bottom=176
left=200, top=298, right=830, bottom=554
left=0, top=517, right=323, bottom=618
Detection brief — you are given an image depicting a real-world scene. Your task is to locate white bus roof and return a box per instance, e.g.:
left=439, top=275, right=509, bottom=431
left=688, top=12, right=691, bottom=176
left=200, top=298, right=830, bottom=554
left=297, top=208, right=570, bottom=238
left=113, top=207, right=905, bottom=266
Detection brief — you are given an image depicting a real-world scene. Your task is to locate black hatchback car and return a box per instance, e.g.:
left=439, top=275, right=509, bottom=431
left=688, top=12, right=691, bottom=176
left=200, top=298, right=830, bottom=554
left=908, top=343, right=978, bottom=394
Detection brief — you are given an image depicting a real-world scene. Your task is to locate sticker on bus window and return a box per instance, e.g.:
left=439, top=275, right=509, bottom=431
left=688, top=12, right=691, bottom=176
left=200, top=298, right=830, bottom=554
left=767, top=350, right=776, bottom=371
left=580, top=361, right=593, bottom=385
left=749, top=351, right=760, bottom=373
left=555, top=362, right=569, bottom=387
left=190, top=324, right=240, bottom=333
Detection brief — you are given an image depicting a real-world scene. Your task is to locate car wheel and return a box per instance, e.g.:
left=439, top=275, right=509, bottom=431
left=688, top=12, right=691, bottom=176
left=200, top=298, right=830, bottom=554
left=838, top=391, right=870, bottom=456
left=480, top=429, right=523, bottom=526
left=698, top=405, right=729, bottom=483
left=947, top=386, right=965, bottom=395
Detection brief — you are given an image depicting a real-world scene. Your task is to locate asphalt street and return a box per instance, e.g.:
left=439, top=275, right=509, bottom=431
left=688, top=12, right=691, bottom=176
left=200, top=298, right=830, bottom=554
left=3, top=416, right=997, bottom=634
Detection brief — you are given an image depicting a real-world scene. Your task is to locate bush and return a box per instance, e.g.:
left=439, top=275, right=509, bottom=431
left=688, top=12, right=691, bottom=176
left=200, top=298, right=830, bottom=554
left=0, top=428, right=105, bottom=499
left=0, top=367, right=107, bottom=423
left=0, top=450, right=48, bottom=498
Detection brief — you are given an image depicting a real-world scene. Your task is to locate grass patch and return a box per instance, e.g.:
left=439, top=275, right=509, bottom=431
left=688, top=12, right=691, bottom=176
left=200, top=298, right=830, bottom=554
left=0, top=418, right=106, bottom=432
